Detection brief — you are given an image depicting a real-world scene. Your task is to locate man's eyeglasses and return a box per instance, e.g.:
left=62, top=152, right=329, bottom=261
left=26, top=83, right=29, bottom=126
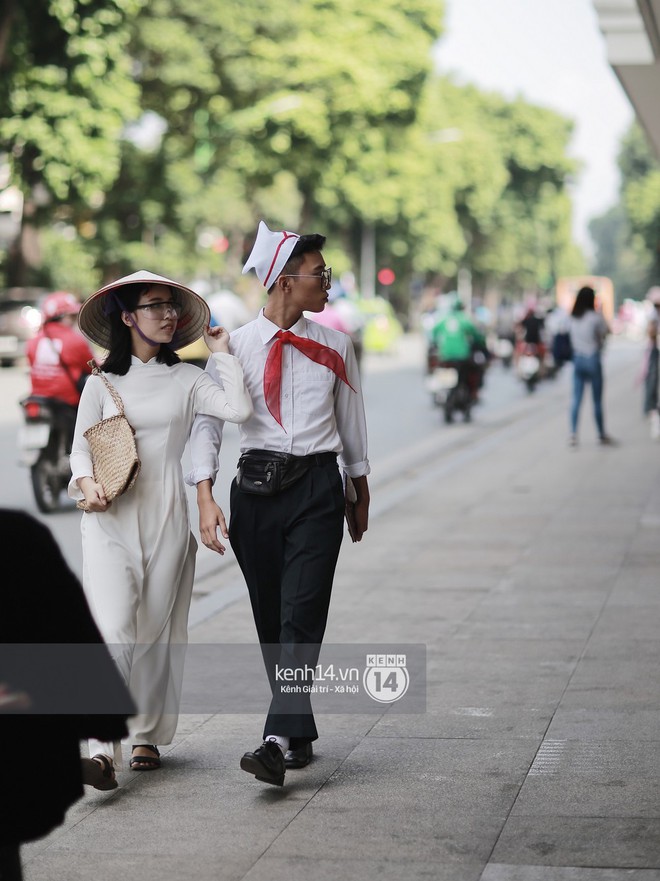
left=282, top=267, right=332, bottom=289
left=133, top=301, right=183, bottom=319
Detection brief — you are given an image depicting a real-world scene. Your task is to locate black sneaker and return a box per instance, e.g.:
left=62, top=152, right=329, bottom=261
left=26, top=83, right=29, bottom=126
left=240, top=739, right=285, bottom=786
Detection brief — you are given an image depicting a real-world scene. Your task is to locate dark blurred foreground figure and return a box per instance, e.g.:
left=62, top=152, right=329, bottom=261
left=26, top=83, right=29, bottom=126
left=568, top=286, right=612, bottom=447
left=0, top=509, right=134, bottom=881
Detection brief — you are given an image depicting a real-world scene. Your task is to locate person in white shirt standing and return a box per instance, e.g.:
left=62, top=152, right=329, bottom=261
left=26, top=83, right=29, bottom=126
left=187, top=221, right=370, bottom=787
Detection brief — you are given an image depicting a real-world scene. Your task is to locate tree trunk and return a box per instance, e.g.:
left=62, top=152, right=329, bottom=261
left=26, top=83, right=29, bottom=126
left=6, top=198, right=41, bottom=287
left=0, top=0, right=16, bottom=70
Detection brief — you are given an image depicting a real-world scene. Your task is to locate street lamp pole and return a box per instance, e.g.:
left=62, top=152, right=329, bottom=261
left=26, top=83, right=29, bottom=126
left=360, top=222, right=376, bottom=299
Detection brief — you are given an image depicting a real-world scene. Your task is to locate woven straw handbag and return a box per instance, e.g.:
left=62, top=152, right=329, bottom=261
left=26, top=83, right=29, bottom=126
left=76, top=367, right=141, bottom=511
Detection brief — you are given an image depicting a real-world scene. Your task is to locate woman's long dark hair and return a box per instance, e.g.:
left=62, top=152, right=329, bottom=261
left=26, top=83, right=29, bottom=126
left=101, top=284, right=181, bottom=375
left=572, top=286, right=596, bottom=318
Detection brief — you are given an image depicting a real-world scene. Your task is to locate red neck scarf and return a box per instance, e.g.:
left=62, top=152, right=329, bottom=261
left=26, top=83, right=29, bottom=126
left=263, top=329, right=355, bottom=428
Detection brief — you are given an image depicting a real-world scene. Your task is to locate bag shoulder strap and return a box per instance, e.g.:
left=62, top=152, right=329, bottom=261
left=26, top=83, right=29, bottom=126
left=90, top=362, right=126, bottom=417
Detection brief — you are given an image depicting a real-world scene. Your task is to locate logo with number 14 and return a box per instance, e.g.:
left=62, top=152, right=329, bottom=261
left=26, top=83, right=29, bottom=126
left=363, top=654, right=409, bottom=703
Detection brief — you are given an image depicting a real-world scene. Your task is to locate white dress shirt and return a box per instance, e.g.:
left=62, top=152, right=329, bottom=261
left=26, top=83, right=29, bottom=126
left=186, top=310, right=370, bottom=486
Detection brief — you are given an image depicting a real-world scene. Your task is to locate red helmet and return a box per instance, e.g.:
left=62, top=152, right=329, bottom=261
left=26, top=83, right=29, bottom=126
left=41, top=291, right=81, bottom=322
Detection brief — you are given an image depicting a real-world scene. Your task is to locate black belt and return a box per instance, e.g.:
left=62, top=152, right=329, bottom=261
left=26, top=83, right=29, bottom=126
left=294, top=452, right=337, bottom=467
left=244, top=450, right=336, bottom=467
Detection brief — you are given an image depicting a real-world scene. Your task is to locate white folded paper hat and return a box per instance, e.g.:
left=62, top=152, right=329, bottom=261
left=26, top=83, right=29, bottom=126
left=242, top=221, right=300, bottom=288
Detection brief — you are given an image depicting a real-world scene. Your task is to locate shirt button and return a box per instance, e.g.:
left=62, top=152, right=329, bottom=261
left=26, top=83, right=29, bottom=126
left=284, top=394, right=289, bottom=398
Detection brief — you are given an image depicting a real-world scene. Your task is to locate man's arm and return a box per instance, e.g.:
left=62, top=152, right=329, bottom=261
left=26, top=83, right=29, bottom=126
left=335, top=337, right=370, bottom=541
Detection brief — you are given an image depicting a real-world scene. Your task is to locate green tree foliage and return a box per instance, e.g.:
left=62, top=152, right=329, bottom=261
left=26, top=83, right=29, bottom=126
left=460, top=90, right=582, bottom=292
left=380, top=78, right=582, bottom=299
left=1, top=0, right=584, bottom=309
left=590, top=123, right=660, bottom=301
left=0, top=0, right=143, bottom=284
left=119, top=0, right=442, bottom=287
left=589, top=204, right=651, bottom=303
left=620, top=124, right=660, bottom=285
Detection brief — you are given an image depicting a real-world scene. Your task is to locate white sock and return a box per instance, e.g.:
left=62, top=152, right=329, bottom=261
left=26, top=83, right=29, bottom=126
left=265, top=735, right=289, bottom=753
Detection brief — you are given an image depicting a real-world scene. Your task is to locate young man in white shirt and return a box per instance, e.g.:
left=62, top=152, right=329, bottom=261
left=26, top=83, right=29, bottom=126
left=187, top=221, right=370, bottom=786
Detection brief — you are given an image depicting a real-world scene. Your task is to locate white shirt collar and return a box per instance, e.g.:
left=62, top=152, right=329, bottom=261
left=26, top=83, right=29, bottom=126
left=257, top=308, right=309, bottom=344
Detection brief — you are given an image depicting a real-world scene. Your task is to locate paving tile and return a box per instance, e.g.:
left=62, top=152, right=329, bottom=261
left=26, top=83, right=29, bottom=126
left=481, top=866, right=660, bottom=880
left=546, top=708, right=660, bottom=743
left=512, top=739, right=660, bottom=817
left=266, top=804, right=506, bottom=863
left=490, top=817, right=660, bottom=868
left=242, top=856, right=485, bottom=881
left=24, top=850, right=253, bottom=881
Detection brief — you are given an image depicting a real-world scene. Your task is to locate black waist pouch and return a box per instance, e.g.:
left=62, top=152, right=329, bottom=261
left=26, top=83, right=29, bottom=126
left=237, top=450, right=314, bottom=496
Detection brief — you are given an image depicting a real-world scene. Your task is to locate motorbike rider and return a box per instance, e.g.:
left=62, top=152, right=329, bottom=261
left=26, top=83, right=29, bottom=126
left=431, top=298, right=486, bottom=402
left=515, top=304, right=547, bottom=371
left=26, top=292, right=94, bottom=446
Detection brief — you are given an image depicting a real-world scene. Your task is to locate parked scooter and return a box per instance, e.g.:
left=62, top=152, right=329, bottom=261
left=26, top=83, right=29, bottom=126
left=18, top=395, right=75, bottom=512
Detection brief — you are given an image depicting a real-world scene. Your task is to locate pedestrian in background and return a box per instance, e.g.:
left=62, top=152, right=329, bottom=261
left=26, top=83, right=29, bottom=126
left=68, top=270, right=252, bottom=777
left=546, top=303, right=573, bottom=370
left=568, top=285, right=612, bottom=447
left=638, top=314, right=659, bottom=439
left=25, top=292, right=95, bottom=454
left=26, top=291, right=94, bottom=406
left=188, top=221, right=370, bottom=788
left=0, top=509, right=133, bottom=881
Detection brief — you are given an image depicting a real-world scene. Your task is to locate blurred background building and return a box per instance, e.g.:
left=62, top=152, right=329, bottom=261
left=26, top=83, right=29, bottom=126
left=592, top=0, right=660, bottom=157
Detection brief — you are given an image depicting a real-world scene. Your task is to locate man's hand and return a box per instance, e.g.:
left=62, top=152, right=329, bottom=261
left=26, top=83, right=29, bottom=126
left=198, top=492, right=228, bottom=554
left=346, top=475, right=369, bottom=543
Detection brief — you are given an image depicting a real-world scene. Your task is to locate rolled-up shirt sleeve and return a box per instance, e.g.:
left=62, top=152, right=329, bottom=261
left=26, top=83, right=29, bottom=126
left=185, top=413, right=224, bottom=486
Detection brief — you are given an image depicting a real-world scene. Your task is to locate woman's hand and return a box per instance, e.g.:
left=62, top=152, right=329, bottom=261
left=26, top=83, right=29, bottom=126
left=78, top=476, right=110, bottom=513
left=204, top=325, right=230, bottom=354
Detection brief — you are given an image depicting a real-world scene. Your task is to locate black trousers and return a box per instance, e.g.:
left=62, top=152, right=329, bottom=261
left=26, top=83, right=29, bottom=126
left=228, top=457, right=345, bottom=744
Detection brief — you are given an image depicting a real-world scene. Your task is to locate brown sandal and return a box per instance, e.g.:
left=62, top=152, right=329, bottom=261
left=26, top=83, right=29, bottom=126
left=82, top=754, right=118, bottom=790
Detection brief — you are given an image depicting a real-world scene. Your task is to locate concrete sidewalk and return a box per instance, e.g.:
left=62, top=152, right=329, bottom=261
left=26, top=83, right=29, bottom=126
left=21, top=338, right=660, bottom=881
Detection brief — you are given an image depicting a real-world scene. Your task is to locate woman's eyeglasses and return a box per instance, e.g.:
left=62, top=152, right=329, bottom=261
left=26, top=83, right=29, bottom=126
left=133, top=301, right=183, bottom=319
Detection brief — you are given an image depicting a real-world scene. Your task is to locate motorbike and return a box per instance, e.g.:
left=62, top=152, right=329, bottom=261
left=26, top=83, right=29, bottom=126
left=493, top=335, right=515, bottom=369
left=426, top=351, right=474, bottom=424
left=516, top=343, right=543, bottom=393
left=18, top=395, right=75, bottom=512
